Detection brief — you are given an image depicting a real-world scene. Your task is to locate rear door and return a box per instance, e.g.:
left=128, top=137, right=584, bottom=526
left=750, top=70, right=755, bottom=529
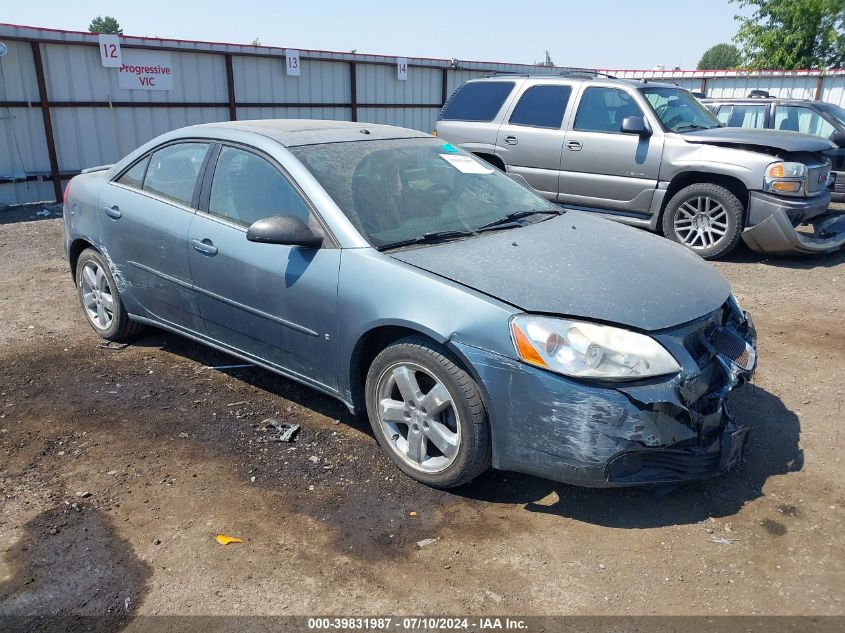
left=98, top=141, right=210, bottom=332
left=187, top=144, right=340, bottom=391
left=558, top=85, right=663, bottom=213
left=493, top=83, right=574, bottom=200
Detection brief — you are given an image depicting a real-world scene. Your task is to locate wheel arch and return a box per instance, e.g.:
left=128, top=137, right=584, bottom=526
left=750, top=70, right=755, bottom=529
left=659, top=172, right=749, bottom=232
left=471, top=152, right=506, bottom=172
left=347, top=323, right=491, bottom=420
left=68, top=238, right=98, bottom=282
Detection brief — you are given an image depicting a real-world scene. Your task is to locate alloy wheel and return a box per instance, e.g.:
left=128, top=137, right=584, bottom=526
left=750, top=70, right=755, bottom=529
left=673, top=196, right=729, bottom=250
left=375, top=362, right=461, bottom=474
left=80, top=261, right=115, bottom=331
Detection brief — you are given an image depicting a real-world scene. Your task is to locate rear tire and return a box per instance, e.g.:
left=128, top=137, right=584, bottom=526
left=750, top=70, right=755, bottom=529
left=662, top=183, right=745, bottom=259
left=75, top=248, right=144, bottom=341
left=365, top=336, right=490, bottom=488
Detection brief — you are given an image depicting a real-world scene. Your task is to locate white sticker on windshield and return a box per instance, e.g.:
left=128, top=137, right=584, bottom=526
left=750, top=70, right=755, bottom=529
left=439, top=154, right=494, bottom=174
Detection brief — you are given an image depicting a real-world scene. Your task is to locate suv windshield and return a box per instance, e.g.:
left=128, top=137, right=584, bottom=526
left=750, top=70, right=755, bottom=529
left=290, top=138, right=557, bottom=249
left=818, top=102, right=845, bottom=129
left=640, top=86, right=722, bottom=133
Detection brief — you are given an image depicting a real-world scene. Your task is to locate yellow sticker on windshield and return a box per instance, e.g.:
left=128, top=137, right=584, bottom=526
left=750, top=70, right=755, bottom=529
left=439, top=154, right=494, bottom=174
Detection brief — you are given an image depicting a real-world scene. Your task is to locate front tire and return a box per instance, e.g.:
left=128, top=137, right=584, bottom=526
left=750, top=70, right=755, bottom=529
left=662, top=183, right=745, bottom=259
left=365, top=336, right=490, bottom=488
left=75, top=248, right=144, bottom=341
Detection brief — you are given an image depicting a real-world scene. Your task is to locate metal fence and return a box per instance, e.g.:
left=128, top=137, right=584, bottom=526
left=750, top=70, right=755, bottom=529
left=3, top=22, right=845, bottom=204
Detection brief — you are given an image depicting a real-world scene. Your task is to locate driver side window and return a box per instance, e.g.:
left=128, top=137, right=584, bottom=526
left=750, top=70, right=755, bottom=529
left=208, top=147, right=312, bottom=228
left=573, top=87, right=644, bottom=134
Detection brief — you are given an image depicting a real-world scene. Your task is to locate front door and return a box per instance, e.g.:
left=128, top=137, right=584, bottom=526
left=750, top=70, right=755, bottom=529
left=558, top=86, right=663, bottom=213
left=494, top=83, right=573, bottom=200
left=98, top=141, right=210, bottom=332
left=187, top=145, right=340, bottom=392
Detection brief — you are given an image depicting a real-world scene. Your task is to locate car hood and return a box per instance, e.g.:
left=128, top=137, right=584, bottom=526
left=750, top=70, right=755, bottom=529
left=681, top=127, right=835, bottom=152
left=390, top=213, right=730, bottom=331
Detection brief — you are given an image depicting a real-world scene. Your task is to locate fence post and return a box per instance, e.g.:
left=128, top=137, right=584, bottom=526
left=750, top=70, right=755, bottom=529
left=815, top=73, right=825, bottom=100
left=441, top=67, right=449, bottom=106
left=30, top=41, right=62, bottom=203
left=225, top=54, right=237, bottom=121
left=349, top=61, right=358, bottom=122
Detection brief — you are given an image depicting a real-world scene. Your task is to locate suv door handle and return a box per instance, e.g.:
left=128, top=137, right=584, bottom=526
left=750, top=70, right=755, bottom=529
left=103, top=205, right=122, bottom=219
left=192, top=238, right=218, bottom=256
left=504, top=135, right=518, bottom=145
left=566, top=141, right=583, bottom=151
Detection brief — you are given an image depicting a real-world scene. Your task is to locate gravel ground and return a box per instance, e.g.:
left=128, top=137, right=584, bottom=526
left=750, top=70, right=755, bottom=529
left=0, top=203, right=843, bottom=625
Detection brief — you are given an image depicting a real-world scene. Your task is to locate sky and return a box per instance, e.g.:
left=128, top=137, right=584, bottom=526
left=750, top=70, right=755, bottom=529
left=3, top=0, right=745, bottom=70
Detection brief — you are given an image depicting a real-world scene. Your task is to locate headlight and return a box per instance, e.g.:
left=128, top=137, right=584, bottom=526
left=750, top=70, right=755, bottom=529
left=510, top=315, right=681, bottom=381
left=764, top=161, right=806, bottom=196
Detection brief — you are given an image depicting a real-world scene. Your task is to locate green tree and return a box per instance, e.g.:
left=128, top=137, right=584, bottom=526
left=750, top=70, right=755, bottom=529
left=536, top=50, right=555, bottom=67
left=732, top=0, right=845, bottom=69
left=251, top=38, right=261, bottom=46
left=697, top=43, right=741, bottom=69
left=88, top=16, right=123, bottom=35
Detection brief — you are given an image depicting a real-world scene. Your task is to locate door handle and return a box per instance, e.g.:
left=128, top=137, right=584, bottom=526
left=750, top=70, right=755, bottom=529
left=565, top=140, right=583, bottom=151
left=103, top=205, right=122, bottom=219
left=504, top=135, right=518, bottom=145
left=192, top=238, right=218, bottom=256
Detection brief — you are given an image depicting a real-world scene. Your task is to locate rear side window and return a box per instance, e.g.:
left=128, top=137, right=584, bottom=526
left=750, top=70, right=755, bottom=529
left=720, top=105, right=767, bottom=128
left=116, top=155, right=150, bottom=189
left=574, top=87, right=644, bottom=134
left=440, top=81, right=514, bottom=122
left=509, top=85, right=572, bottom=129
left=208, top=146, right=312, bottom=228
left=143, top=143, right=209, bottom=207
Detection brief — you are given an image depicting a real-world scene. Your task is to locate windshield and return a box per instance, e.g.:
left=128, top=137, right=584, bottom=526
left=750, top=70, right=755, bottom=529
left=640, top=86, right=722, bottom=133
left=290, top=138, right=557, bottom=249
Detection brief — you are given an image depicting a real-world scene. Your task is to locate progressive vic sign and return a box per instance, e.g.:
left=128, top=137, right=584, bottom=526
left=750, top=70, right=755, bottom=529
left=118, top=50, right=174, bottom=91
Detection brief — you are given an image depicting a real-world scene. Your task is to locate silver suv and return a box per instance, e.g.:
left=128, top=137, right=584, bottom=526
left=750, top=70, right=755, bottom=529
left=436, top=74, right=845, bottom=258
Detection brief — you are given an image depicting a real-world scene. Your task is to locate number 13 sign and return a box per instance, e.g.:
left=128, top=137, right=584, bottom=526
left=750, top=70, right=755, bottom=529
left=286, top=50, right=301, bottom=77
left=98, top=34, right=122, bottom=68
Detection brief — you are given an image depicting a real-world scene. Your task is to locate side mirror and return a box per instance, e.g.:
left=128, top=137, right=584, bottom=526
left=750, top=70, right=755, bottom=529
left=620, top=116, right=651, bottom=136
left=831, top=131, right=845, bottom=148
left=246, top=214, right=323, bottom=248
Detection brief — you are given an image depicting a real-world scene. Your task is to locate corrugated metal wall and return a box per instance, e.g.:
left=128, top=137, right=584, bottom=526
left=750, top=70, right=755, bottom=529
left=3, top=23, right=845, bottom=204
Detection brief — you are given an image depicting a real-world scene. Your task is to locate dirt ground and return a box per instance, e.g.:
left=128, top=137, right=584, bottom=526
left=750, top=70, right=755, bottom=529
left=0, top=203, right=843, bottom=624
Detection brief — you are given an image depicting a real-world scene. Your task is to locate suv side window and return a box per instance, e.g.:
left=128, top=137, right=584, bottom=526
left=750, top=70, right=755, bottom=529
left=573, top=87, right=644, bottom=134
left=143, top=143, right=209, bottom=207
left=774, top=105, right=836, bottom=138
left=440, top=81, right=515, bottom=122
left=208, top=146, right=312, bottom=228
left=508, top=85, right=572, bottom=129
left=717, top=104, right=767, bottom=128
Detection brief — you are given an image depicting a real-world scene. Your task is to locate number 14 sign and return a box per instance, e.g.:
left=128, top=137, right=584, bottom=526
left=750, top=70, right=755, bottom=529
left=98, top=34, right=122, bottom=68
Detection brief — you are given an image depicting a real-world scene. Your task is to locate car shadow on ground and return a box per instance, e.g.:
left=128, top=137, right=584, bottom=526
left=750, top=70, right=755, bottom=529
left=0, top=204, right=62, bottom=226
left=138, top=329, right=802, bottom=530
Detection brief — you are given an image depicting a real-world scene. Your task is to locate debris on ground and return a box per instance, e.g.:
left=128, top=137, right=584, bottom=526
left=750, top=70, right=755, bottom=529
left=77, top=491, right=91, bottom=498
left=409, top=511, right=418, bottom=518
left=416, top=538, right=439, bottom=549
left=259, top=419, right=300, bottom=443
left=215, top=534, right=244, bottom=545
left=97, top=341, right=128, bottom=351
left=35, top=209, right=50, bottom=217
left=710, top=536, right=733, bottom=545
left=206, top=363, right=253, bottom=370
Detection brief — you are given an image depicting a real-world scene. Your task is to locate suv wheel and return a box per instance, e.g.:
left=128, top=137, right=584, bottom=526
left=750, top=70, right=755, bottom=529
left=365, top=336, right=490, bottom=488
left=662, top=183, right=745, bottom=259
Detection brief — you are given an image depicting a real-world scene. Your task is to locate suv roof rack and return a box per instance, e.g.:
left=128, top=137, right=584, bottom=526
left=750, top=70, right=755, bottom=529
left=478, top=67, right=616, bottom=80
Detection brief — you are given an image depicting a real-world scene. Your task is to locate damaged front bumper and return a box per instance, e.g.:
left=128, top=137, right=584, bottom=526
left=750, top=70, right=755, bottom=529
left=742, top=190, right=845, bottom=255
left=455, top=299, right=757, bottom=487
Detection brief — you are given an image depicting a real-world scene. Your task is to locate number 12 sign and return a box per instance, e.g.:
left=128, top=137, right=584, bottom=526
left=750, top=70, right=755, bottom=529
left=98, top=34, right=122, bottom=68
left=286, top=50, right=301, bottom=76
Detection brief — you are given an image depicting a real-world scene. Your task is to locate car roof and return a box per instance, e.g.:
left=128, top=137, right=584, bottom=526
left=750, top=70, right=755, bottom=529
left=466, top=75, right=681, bottom=90
left=189, top=119, right=431, bottom=147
